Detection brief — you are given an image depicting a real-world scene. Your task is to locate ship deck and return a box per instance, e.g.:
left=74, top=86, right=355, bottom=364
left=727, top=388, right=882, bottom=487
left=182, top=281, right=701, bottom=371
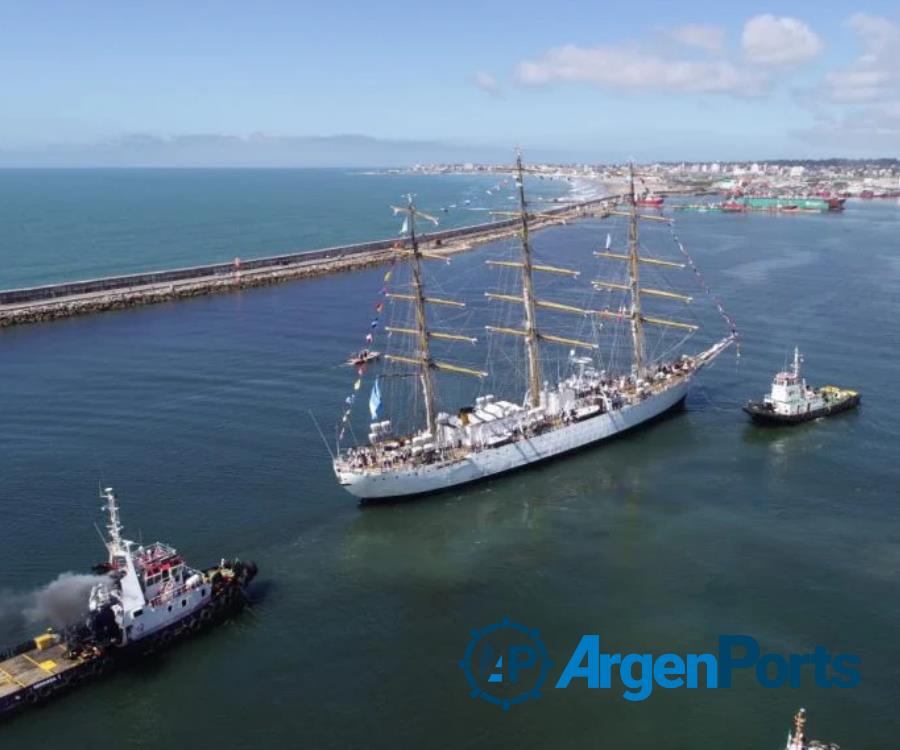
left=0, top=642, right=85, bottom=701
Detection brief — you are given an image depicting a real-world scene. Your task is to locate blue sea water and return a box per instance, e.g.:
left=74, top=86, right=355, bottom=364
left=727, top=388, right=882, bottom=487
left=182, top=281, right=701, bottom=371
left=0, top=171, right=898, bottom=749
left=0, top=168, right=573, bottom=289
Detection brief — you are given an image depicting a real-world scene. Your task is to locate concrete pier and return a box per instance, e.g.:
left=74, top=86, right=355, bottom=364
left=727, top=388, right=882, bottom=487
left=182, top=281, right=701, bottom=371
left=0, top=197, right=615, bottom=328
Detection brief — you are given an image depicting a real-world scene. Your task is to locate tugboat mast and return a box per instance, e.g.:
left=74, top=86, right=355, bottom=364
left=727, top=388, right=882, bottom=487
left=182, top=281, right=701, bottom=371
left=101, top=486, right=124, bottom=552
left=787, top=707, right=808, bottom=750
left=627, top=164, right=647, bottom=378
left=513, top=150, right=543, bottom=408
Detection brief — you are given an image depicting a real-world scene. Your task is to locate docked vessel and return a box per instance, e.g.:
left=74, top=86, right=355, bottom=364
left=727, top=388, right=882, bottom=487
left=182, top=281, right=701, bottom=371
left=785, top=707, right=840, bottom=750
left=722, top=196, right=844, bottom=213
left=332, top=154, right=736, bottom=500
left=672, top=202, right=723, bottom=213
left=0, top=488, right=257, bottom=718
left=744, top=348, right=860, bottom=425
left=635, top=192, right=664, bottom=207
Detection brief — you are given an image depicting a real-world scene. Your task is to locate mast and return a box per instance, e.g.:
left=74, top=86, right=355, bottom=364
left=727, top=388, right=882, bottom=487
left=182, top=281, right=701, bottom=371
left=514, top=150, right=543, bottom=407
left=402, top=194, right=438, bottom=436
left=787, top=708, right=807, bottom=750
left=102, top=486, right=124, bottom=553
left=484, top=150, right=596, bottom=401
left=383, top=198, right=486, bottom=441
left=627, top=164, right=646, bottom=377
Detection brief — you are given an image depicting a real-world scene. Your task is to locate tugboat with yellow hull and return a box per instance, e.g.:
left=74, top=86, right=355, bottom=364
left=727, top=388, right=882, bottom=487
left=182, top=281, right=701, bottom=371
left=0, top=487, right=257, bottom=719
left=744, top=347, right=860, bottom=425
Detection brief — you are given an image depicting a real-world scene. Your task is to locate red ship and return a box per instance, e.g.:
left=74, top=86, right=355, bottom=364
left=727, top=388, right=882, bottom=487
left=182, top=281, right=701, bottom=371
left=635, top=194, right=664, bottom=207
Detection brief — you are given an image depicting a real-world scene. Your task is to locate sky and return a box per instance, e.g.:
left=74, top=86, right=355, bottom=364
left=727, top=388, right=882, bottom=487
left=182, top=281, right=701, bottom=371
left=0, top=1, right=898, bottom=165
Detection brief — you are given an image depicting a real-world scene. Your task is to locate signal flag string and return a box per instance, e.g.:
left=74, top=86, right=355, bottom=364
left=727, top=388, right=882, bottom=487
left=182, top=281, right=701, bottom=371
left=337, top=251, right=398, bottom=443
left=670, top=228, right=741, bottom=360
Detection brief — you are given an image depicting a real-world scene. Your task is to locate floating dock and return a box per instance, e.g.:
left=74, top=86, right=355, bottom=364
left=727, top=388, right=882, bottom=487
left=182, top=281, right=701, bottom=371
left=0, top=197, right=616, bottom=329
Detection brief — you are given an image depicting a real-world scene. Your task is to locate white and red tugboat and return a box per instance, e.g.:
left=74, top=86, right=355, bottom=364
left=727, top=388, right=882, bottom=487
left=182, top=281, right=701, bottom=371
left=785, top=707, right=840, bottom=750
left=0, top=487, right=257, bottom=719
left=744, top=347, right=860, bottom=425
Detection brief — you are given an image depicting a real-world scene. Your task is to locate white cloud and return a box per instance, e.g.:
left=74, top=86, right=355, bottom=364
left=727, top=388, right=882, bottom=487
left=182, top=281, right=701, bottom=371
left=793, top=102, right=900, bottom=150
left=824, top=14, right=899, bottom=103
left=516, top=44, right=765, bottom=95
left=668, top=24, right=726, bottom=54
left=825, top=69, right=893, bottom=102
left=472, top=71, right=503, bottom=98
left=794, top=14, right=900, bottom=148
left=847, top=12, right=900, bottom=56
left=741, top=15, right=822, bottom=66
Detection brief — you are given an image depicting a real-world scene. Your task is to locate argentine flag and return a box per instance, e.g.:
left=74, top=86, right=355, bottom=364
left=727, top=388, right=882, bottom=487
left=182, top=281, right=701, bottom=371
left=369, top=377, right=382, bottom=420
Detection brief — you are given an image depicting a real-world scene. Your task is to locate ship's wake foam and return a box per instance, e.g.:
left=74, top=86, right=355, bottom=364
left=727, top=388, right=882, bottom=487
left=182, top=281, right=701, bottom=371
left=0, top=573, right=109, bottom=635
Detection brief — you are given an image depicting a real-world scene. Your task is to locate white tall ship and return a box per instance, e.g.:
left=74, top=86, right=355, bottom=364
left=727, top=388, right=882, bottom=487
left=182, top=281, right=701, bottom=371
left=333, top=155, right=735, bottom=500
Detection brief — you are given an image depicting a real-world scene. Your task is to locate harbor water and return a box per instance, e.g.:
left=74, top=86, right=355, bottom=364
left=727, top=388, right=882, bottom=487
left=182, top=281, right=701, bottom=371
left=0, top=169, right=573, bottom=289
left=0, top=171, right=898, bottom=749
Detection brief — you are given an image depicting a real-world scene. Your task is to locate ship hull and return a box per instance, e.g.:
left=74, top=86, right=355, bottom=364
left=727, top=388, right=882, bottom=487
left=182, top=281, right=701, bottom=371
left=338, top=379, right=690, bottom=500
left=743, top=394, right=860, bottom=425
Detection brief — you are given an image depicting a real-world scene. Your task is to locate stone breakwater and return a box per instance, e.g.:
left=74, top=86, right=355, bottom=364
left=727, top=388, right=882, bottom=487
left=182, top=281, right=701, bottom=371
left=0, top=198, right=614, bottom=328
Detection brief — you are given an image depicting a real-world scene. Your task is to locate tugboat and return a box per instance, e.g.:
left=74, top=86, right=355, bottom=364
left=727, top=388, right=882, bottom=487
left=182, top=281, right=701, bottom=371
left=785, top=707, right=840, bottom=749
left=744, top=347, right=860, bottom=425
left=0, top=487, right=257, bottom=719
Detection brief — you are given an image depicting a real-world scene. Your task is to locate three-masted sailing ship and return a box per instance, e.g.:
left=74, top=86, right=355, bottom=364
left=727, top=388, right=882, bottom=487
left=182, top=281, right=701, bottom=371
left=333, top=154, right=736, bottom=499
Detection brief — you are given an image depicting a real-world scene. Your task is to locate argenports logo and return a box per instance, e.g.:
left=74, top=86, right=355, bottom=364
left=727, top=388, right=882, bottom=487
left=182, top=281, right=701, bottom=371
left=460, top=619, right=861, bottom=709
left=460, top=618, right=553, bottom=710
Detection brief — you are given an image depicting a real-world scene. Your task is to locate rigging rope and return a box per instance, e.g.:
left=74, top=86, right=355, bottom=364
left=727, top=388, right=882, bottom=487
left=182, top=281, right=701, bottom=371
left=670, top=226, right=741, bottom=360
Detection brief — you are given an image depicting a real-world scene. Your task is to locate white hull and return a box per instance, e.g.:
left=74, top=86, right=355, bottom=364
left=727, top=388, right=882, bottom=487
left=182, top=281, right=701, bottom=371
left=127, top=588, right=211, bottom=642
left=337, top=378, right=690, bottom=499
